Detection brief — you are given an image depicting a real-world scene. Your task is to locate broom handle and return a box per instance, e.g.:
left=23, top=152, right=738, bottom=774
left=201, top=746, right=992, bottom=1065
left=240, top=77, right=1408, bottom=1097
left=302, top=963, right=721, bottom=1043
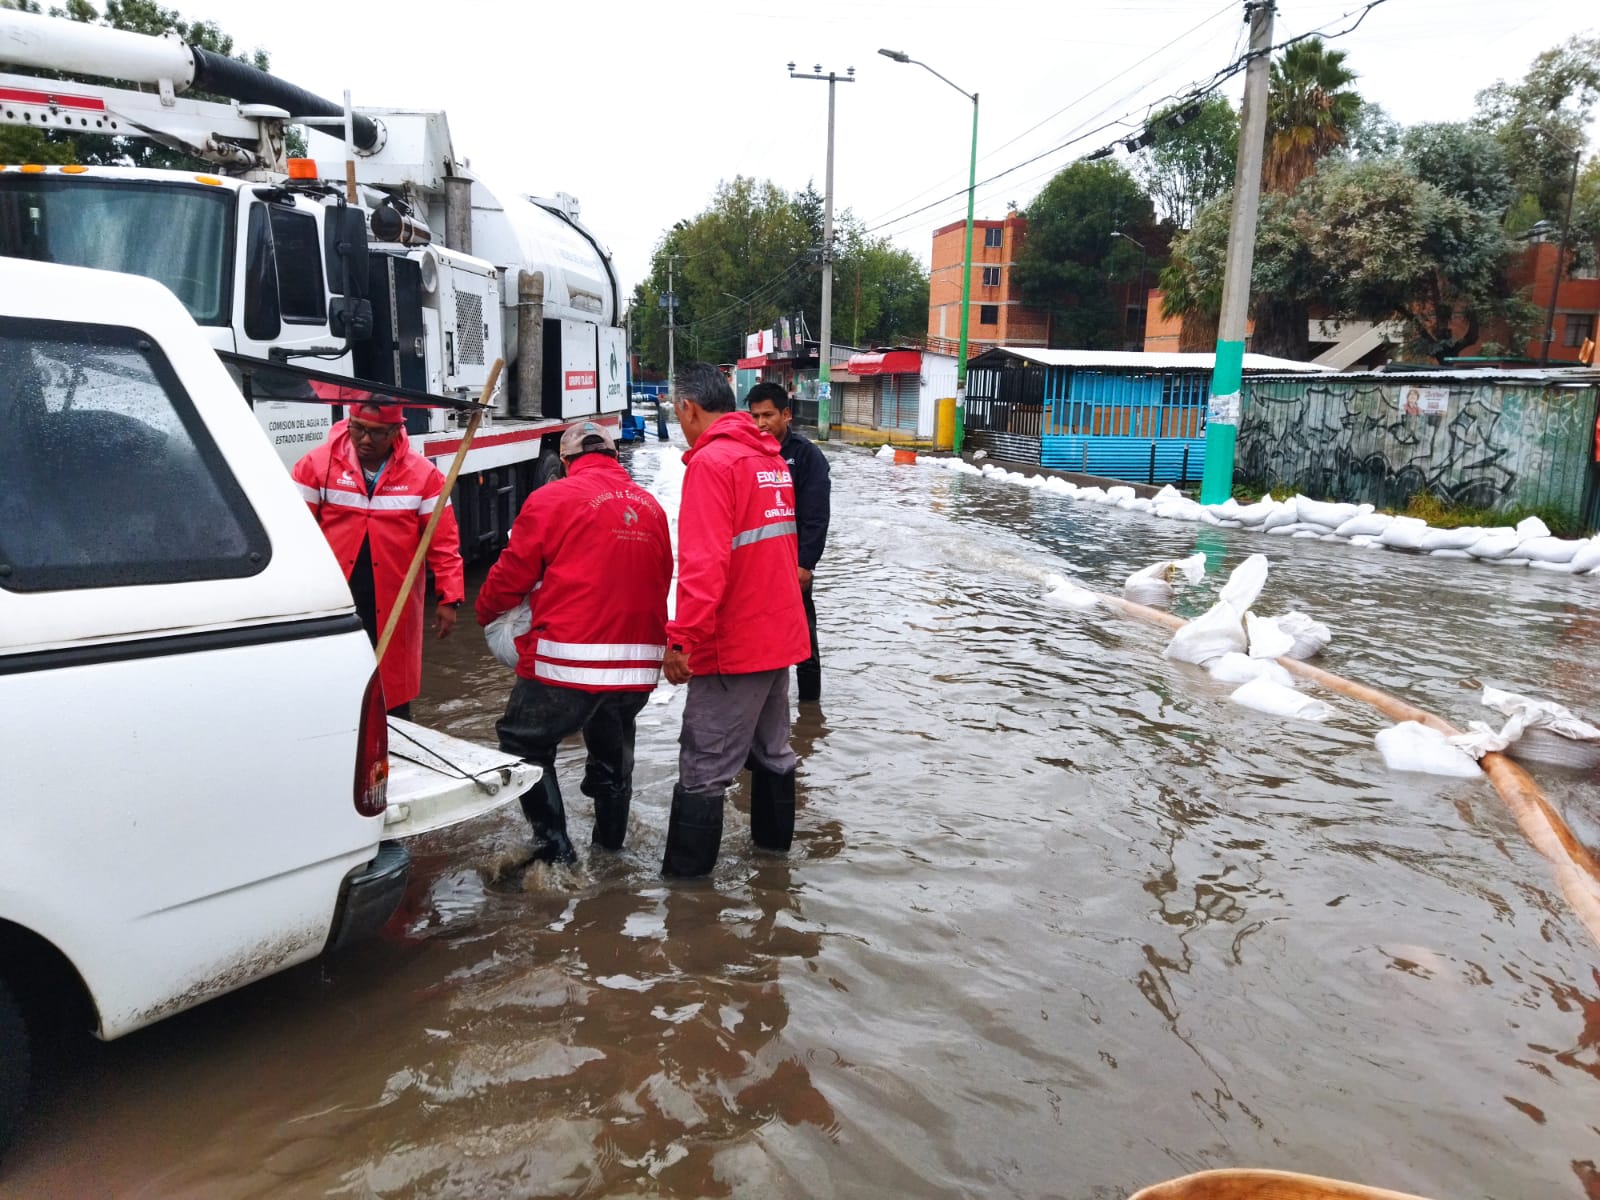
left=375, top=359, right=503, bottom=665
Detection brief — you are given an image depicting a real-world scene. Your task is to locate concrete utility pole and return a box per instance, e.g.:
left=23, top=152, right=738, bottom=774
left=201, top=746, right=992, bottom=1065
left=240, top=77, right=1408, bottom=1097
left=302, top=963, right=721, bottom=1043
left=664, top=253, right=677, bottom=403
left=1200, top=0, right=1274, bottom=504
left=790, top=62, right=855, bottom=441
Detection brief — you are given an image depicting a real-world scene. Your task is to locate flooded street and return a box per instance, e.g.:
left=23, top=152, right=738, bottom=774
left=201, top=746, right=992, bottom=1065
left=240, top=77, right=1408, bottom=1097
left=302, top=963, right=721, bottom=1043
left=9, top=437, right=1600, bottom=1199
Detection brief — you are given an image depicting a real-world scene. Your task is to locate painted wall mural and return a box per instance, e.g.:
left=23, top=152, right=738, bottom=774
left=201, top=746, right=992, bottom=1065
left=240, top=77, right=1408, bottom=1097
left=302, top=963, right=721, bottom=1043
left=1238, top=378, right=1600, bottom=520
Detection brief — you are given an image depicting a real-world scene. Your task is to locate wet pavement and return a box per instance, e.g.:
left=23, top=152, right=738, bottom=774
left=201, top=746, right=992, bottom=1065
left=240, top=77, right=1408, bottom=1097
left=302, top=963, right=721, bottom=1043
left=7, top=437, right=1600, bottom=1199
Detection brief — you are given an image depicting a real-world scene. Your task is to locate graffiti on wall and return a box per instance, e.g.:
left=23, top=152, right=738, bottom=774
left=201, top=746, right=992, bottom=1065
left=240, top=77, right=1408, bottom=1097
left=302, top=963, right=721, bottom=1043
left=1237, top=378, right=1599, bottom=517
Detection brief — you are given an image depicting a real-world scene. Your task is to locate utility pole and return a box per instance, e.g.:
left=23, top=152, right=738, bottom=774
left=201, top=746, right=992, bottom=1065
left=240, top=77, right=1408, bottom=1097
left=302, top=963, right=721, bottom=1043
left=664, top=254, right=677, bottom=403
left=1199, top=0, right=1274, bottom=504
left=790, top=62, right=855, bottom=441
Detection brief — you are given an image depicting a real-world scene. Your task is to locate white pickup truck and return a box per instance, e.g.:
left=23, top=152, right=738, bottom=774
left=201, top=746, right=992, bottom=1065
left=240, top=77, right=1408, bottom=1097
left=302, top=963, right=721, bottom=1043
left=0, top=258, right=536, bottom=1154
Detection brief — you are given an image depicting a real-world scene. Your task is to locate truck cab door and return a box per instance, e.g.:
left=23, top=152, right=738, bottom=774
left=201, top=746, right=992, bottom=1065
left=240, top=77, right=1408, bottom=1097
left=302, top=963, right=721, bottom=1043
left=234, top=198, right=339, bottom=463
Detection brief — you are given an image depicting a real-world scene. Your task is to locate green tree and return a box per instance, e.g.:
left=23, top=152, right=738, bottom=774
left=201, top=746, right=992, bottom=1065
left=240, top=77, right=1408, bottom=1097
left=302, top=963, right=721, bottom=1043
left=1264, top=37, right=1362, bottom=195
left=1475, top=35, right=1600, bottom=223
left=1013, top=159, right=1156, bottom=349
left=1400, top=123, right=1515, bottom=215
left=1134, top=95, right=1237, bottom=229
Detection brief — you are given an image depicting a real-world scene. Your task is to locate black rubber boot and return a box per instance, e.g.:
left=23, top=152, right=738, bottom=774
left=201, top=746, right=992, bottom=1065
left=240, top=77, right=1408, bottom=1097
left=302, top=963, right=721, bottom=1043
left=588, top=786, right=631, bottom=852
left=661, top=785, right=724, bottom=878
left=749, top=768, right=796, bottom=852
left=519, top=772, right=577, bottom=865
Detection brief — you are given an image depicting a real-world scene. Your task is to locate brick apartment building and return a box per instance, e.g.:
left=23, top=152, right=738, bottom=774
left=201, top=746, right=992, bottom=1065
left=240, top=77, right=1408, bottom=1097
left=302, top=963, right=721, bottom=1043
left=927, top=213, right=1052, bottom=354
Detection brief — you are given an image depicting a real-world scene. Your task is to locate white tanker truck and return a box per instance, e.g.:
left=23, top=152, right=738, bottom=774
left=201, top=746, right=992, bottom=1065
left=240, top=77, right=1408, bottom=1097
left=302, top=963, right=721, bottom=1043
left=0, top=7, right=627, bottom=558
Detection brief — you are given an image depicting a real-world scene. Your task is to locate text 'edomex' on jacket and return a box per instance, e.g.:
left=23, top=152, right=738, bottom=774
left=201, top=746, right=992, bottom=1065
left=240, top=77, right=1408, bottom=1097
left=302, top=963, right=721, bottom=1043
left=668, top=412, right=811, bottom=676
left=291, top=419, right=464, bottom=710
left=475, top=453, right=674, bottom=692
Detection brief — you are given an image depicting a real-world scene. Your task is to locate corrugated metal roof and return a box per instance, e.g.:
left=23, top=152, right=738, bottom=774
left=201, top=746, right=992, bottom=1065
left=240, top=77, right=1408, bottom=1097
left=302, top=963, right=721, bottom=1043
left=969, top=347, right=1332, bottom=373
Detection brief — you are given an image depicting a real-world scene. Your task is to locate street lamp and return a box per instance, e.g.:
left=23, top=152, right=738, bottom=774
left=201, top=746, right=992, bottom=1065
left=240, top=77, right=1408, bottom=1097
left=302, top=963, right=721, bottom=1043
left=879, top=47, right=978, bottom=451
left=1110, top=230, right=1149, bottom=351
left=1524, top=123, right=1584, bottom=368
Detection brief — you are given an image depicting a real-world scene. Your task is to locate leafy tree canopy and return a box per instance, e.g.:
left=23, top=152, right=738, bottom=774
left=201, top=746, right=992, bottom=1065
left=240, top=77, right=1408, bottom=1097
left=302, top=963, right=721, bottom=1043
left=1134, top=95, right=1237, bottom=230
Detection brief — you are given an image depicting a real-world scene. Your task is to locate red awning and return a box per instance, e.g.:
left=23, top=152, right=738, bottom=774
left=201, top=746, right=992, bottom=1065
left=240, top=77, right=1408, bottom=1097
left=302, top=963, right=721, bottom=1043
left=847, top=350, right=922, bottom=376
left=737, top=355, right=769, bottom=369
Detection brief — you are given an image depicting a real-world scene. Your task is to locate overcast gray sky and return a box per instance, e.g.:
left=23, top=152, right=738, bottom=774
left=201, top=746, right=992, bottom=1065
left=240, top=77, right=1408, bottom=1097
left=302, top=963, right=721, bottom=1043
left=173, top=0, right=1596, bottom=294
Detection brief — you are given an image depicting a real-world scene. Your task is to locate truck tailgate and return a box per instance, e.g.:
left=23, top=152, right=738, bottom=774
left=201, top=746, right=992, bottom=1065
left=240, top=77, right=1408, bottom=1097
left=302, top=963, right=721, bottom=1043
left=381, top=718, right=538, bottom=838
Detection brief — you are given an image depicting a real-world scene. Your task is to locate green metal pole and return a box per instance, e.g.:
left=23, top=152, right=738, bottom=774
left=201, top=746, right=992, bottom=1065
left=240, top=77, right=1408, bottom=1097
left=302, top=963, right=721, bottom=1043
left=954, top=91, right=978, bottom=455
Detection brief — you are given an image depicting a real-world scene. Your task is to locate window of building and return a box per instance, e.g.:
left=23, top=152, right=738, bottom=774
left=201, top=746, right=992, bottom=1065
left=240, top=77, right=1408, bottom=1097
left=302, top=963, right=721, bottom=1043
left=981, top=266, right=1001, bottom=287
left=0, top=317, right=271, bottom=592
left=1563, top=312, right=1595, bottom=347
left=984, top=227, right=1003, bottom=248
left=979, top=304, right=999, bottom=325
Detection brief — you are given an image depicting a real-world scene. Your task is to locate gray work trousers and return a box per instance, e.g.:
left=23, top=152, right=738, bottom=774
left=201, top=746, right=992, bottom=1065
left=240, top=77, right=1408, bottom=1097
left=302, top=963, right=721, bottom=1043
left=678, top=668, right=797, bottom=794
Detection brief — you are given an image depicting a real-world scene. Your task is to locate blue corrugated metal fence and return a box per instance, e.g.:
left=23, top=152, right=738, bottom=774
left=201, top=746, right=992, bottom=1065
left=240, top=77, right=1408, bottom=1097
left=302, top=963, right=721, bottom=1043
left=1040, top=368, right=1207, bottom=482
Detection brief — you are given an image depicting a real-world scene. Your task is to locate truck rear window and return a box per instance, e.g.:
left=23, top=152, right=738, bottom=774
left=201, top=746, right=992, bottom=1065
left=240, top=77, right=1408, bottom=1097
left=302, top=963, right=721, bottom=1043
left=0, top=317, right=270, bottom=592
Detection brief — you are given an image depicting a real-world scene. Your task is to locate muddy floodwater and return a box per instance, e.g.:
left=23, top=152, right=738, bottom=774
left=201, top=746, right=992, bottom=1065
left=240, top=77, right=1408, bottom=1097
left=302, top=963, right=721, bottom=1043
left=9, top=437, right=1600, bottom=1199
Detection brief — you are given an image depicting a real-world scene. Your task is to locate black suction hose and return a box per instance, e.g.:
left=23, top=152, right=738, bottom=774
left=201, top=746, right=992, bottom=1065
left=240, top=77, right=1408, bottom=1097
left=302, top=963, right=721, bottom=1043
left=189, top=46, right=380, bottom=151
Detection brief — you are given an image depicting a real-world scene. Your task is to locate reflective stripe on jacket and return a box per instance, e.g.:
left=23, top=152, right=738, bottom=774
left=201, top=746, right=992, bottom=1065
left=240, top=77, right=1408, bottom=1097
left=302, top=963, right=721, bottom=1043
left=667, top=411, right=810, bottom=676
left=475, top=453, right=674, bottom=692
left=291, top=419, right=464, bottom=708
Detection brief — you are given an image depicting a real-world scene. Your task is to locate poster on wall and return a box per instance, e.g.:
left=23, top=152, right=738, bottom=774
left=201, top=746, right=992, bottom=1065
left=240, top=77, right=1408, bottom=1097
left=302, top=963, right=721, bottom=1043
left=1401, top=385, right=1450, bottom=416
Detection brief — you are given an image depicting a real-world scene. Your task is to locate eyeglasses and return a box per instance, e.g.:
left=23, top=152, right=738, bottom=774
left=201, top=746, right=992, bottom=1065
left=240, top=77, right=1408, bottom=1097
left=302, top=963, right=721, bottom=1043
left=349, top=422, right=398, bottom=442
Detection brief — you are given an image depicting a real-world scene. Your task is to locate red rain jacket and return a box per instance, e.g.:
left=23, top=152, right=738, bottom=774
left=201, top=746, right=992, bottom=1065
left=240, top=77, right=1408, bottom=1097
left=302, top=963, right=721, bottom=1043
left=668, top=412, right=810, bottom=676
left=476, top=453, right=674, bottom=691
left=292, top=420, right=464, bottom=708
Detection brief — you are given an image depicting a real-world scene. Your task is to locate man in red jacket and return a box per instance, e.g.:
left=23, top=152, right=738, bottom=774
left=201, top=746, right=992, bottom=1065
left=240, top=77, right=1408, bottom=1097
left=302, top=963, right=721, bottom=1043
left=293, top=402, right=464, bottom=718
left=476, top=421, right=674, bottom=863
left=662, top=364, right=812, bottom=877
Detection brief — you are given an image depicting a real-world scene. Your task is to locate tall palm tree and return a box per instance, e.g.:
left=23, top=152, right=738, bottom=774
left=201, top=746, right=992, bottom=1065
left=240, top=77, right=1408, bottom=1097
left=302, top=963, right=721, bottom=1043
left=1264, top=38, right=1362, bottom=195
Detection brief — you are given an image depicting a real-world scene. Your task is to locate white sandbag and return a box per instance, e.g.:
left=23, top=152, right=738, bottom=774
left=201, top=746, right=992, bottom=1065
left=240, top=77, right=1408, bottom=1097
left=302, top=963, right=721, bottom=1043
left=1375, top=722, right=1484, bottom=778
left=1229, top=676, right=1333, bottom=721
left=1202, top=514, right=1245, bottom=528
left=1479, top=686, right=1600, bottom=771
left=1419, top=526, right=1482, bottom=552
left=1430, top=548, right=1472, bottom=559
left=1467, top=530, right=1522, bottom=559
left=1376, top=516, right=1429, bottom=550
left=1245, top=611, right=1295, bottom=659
left=1218, top=554, right=1270, bottom=611
left=1122, top=553, right=1207, bottom=607
left=1276, top=611, right=1332, bottom=660
left=1291, top=530, right=1323, bottom=539
left=1488, top=556, right=1531, bottom=567
left=1319, top=533, right=1348, bottom=542
left=1261, top=504, right=1303, bottom=532
left=1153, top=499, right=1201, bottom=521
left=1231, top=498, right=1279, bottom=526
left=484, top=597, right=532, bottom=669
left=1335, top=512, right=1394, bottom=538
left=1518, top=536, right=1579, bottom=564
left=1117, top=497, right=1154, bottom=512
left=1568, top=540, right=1600, bottom=573
left=1348, top=534, right=1380, bottom=548
left=1164, top=600, right=1246, bottom=664
left=1043, top=573, right=1099, bottom=611
left=1528, top=559, right=1579, bottom=574
left=1105, top=485, right=1136, bottom=502
left=1075, top=486, right=1107, bottom=502
left=1297, top=498, right=1363, bottom=529
left=1206, top=651, right=1294, bottom=687
left=972, top=449, right=988, bottom=460
left=1151, top=485, right=1184, bottom=504
left=1515, top=515, right=1551, bottom=540
left=1266, top=522, right=1311, bottom=536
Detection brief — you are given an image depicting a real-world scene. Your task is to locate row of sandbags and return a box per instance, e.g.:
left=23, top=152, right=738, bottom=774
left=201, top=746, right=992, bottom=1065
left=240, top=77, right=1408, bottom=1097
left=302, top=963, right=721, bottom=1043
left=900, top=449, right=1600, bottom=576
left=1035, top=545, right=1600, bottom=780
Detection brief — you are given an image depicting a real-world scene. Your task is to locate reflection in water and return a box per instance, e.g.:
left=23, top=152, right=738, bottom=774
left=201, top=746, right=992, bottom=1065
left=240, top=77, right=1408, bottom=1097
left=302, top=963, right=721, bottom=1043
left=7, top=441, right=1600, bottom=1198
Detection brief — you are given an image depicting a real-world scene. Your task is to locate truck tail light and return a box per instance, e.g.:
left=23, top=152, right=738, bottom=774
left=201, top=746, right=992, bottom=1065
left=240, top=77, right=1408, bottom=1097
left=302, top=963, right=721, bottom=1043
left=354, top=669, right=389, bottom=817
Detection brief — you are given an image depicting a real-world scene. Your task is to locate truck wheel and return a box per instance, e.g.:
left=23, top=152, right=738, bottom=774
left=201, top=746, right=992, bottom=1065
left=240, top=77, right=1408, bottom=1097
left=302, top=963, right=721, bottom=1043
left=0, top=979, right=29, bottom=1160
left=534, top=448, right=562, bottom=489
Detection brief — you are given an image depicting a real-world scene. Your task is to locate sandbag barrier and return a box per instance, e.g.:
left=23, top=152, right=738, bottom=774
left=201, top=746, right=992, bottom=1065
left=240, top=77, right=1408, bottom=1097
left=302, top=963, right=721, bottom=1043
left=1097, top=591, right=1600, bottom=953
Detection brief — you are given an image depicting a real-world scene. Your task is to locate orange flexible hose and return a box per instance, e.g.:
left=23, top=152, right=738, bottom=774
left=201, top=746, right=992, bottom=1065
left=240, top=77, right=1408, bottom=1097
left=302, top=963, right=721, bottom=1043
left=1099, top=593, right=1600, bottom=951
